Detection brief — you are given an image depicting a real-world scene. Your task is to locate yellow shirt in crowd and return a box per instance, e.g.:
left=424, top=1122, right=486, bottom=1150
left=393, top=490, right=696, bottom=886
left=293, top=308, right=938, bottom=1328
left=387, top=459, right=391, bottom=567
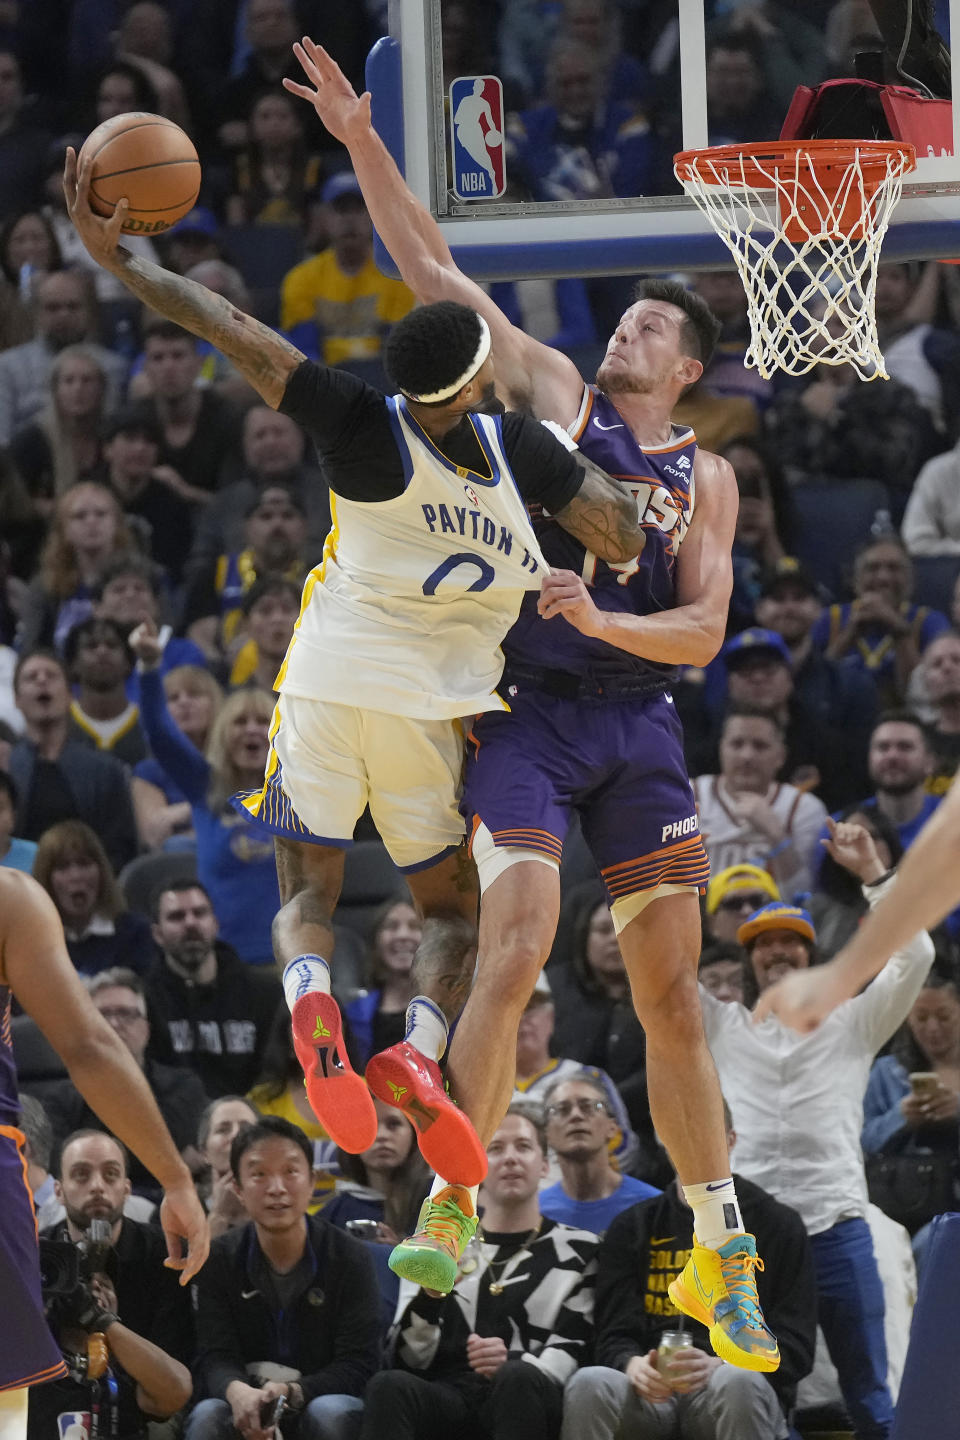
left=280, top=248, right=415, bottom=365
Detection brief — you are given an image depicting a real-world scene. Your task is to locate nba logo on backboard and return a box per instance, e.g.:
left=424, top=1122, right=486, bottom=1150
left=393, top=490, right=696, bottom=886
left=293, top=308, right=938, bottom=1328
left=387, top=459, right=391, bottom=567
left=57, top=1413, right=91, bottom=1440
left=449, top=76, right=505, bottom=201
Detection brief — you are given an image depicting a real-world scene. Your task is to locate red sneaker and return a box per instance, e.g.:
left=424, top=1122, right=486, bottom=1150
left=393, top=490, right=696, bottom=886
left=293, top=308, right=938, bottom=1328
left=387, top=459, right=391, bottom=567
left=365, top=1042, right=487, bottom=1186
left=290, top=992, right=377, bottom=1152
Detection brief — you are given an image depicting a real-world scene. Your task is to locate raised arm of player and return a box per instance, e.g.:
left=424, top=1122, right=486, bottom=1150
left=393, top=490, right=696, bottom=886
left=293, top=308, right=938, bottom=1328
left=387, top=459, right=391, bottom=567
left=0, top=870, right=209, bottom=1283
left=755, top=780, right=960, bottom=1031
left=283, top=37, right=584, bottom=423
left=538, top=449, right=737, bottom=665
left=64, top=148, right=304, bottom=409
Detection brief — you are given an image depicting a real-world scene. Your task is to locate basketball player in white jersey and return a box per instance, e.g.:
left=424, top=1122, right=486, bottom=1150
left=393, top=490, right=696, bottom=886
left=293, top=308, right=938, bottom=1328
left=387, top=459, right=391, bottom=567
left=63, top=148, right=645, bottom=1220
left=282, top=40, right=780, bottom=1372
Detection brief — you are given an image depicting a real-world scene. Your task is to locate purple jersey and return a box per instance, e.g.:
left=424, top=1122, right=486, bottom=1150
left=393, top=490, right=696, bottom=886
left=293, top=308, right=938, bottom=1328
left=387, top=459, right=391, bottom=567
left=504, top=386, right=697, bottom=680
left=0, top=986, right=68, bottom=1390
left=0, top=986, right=18, bottom=1125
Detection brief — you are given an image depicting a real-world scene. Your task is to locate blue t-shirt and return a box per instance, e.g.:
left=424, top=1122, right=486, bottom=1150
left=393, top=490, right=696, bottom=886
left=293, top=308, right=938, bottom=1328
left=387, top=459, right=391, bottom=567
left=836, top=793, right=941, bottom=853
left=539, top=1174, right=661, bottom=1235
left=0, top=837, right=37, bottom=872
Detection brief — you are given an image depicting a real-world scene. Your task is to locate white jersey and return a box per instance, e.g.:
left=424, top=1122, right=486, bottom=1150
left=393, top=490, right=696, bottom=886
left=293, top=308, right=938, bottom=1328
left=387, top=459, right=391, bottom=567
left=277, top=397, right=550, bottom=720
left=693, top=775, right=828, bottom=897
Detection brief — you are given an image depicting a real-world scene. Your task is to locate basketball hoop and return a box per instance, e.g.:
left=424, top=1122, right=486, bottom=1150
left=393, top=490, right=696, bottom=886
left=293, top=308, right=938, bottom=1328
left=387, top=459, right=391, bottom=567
left=674, top=140, right=916, bottom=381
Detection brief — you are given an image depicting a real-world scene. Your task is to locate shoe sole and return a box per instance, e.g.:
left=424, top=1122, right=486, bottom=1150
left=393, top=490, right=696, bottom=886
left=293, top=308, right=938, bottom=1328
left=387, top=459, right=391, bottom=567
left=388, top=1240, right=458, bottom=1295
left=668, top=1277, right=780, bottom=1374
left=365, top=1049, right=488, bottom=1186
left=290, top=993, right=377, bottom=1152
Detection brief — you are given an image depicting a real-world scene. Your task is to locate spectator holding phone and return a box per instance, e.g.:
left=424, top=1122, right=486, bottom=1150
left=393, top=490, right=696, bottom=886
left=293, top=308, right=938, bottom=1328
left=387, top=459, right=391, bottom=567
left=187, top=1116, right=380, bottom=1440
left=862, top=967, right=960, bottom=1240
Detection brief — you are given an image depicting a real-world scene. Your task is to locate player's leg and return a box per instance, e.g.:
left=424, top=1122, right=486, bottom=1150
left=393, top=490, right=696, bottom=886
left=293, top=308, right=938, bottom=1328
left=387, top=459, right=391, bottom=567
left=358, top=713, right=487, bottom=1190
left=583, top=695, right=778, bottom=1371
left=615, top=892, right=778, bottom=1372
left=274, top=836, right=379, bottom=1152
left=387, top=851, right=561, bottom=1293
left=377, top=699, right=567, bottom=1291
left=365, top=844, right=488, bottom=1187
left=445, top=849, right=561, bottom=1145
left=237, top=694, right=376, bottom=1150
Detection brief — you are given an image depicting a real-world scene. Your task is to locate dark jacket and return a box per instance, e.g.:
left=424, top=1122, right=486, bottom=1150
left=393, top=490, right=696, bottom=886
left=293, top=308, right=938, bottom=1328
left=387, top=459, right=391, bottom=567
left=9, top=737, right=137, bottom=873
left=42, top=1216, right=195, bottom=1363
left=144, top=943, right=282, bottom=1098
left=594, top=1176, right=817, bottom=1415
left=66, top=909, right=156, bottom=979
left=193, top=1215, right=381, bottom=1403
left=43, top=1058, right=208, bottom=1197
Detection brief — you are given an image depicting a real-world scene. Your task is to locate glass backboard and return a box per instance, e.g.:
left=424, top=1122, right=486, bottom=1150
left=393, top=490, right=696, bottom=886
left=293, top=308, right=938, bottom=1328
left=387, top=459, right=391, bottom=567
left=368, top=0, right=960, bottom=279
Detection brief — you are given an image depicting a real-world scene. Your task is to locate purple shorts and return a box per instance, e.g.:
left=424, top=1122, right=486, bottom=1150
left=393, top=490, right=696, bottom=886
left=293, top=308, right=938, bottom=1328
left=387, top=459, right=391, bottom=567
left=463, top=688, right=709, bottom=903
left=0, top=1125, right=66, bottom=1390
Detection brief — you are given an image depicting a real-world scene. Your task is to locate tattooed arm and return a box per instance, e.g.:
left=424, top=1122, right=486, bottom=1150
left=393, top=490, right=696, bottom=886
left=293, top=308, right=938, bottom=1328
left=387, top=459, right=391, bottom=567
left=553, top=455, right=646, bottom=564
left=64, top=147, right=304, bottom=408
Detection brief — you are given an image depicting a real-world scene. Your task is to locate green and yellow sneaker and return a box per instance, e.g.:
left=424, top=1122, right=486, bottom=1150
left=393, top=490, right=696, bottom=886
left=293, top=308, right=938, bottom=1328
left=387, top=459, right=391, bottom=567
left=668, top=1232, right=780, bottom=1372
left=388, top=1184, right=479, bottom=1294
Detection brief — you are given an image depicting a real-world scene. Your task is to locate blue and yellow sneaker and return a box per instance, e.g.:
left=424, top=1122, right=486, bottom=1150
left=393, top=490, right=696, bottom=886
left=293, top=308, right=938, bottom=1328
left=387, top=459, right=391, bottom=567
left=668, top=1233, right=780, bottom=1372
left=388, top=1184, right=479, bottom=1294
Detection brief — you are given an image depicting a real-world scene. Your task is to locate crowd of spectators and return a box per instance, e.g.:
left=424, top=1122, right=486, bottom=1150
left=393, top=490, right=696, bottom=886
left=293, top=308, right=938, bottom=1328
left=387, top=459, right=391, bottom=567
left=2, top=3, right=960, bottom=1440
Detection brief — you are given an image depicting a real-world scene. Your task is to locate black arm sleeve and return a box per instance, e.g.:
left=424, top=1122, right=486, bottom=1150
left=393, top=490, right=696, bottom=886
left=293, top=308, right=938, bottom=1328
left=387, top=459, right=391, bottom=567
left=499, top=412, right=584, bottom=513
left=278, top=359, right=406, bottom=502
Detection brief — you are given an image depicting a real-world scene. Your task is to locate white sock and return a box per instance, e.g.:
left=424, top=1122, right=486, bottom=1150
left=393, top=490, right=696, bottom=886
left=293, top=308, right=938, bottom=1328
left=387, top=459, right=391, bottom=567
left=282, top=955, right=331, bottom=1012
left=682, top=1178, right=744, bottom=1250
left=404, top=995, right=448, bottom=1062
left=430, top=1174, right=479, bottom=1211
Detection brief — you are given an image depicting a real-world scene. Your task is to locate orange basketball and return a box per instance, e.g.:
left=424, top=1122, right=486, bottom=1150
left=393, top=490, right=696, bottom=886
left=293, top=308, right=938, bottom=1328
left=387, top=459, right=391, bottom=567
left=79, top=112, right=201, bottom=237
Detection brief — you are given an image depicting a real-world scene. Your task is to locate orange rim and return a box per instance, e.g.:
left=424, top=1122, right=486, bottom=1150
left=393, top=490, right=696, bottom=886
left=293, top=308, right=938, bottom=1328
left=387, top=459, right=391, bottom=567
left=674, top=138, right=916, bottom=190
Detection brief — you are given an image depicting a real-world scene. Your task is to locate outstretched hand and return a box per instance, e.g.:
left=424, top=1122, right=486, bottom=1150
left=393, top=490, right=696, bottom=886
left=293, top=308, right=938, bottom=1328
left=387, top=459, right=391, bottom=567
left=128, top=616, right=164, bottom=670
left=283, top=37, right=373, bottom=144
left=159, top=1179, right=210, bottom=1285
left=821, top=817, right=886, bottom=884
left=63, top=147, right=128, bottom=269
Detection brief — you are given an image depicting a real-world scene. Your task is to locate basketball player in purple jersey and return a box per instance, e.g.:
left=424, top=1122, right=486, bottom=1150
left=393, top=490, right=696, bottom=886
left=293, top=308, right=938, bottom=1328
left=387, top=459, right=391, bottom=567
left=0, top=870, right=208, bottom=1433
left=285, top=41, right=778, bottom=1371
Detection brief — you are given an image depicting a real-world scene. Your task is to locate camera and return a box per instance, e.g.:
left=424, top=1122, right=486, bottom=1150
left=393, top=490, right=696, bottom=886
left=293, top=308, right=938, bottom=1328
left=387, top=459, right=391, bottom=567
left=39, top=1219, right=114, bottom=1332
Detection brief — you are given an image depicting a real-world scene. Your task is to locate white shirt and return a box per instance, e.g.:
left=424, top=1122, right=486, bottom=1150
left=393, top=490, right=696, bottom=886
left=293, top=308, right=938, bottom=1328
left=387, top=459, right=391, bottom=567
left=701, top=875, right=935, bottom=1235
left=901, top=439, right=960, bottom=556
left=277, top=400, right=549, bottom=720
left=693, top=775, right=828, bottom=899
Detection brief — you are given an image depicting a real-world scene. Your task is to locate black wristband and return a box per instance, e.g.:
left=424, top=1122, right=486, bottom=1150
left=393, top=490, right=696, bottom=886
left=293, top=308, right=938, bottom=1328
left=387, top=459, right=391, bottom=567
left=864, top=868, right=896, bottom=889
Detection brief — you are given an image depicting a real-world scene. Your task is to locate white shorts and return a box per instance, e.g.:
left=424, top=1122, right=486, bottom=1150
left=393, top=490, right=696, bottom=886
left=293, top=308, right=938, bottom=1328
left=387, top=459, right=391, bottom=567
left=236, top=693, right=466, bottom=872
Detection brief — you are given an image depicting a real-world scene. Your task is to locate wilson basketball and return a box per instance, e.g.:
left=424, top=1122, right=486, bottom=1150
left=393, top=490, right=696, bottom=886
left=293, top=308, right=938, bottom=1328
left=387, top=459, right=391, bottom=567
left=80, top=113, right=201, bottom=236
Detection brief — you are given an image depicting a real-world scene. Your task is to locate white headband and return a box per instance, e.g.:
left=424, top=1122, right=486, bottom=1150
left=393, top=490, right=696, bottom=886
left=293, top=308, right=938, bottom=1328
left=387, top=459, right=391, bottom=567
left=399, top=316, right=492, bottom=404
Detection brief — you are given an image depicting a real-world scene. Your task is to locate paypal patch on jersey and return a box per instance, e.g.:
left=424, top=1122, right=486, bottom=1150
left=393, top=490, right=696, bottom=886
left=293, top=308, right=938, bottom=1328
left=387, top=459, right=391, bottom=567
left=449, top=76, right=506, bottom=200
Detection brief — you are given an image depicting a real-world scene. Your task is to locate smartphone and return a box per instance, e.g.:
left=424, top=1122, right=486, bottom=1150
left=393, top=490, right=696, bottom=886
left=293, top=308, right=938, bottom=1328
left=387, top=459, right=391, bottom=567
left=260, top=1396, right=285, bottom=1429
left=344, top=1219, right=381, bottom=1240
left=909, top=1072, right=939, bottom=1098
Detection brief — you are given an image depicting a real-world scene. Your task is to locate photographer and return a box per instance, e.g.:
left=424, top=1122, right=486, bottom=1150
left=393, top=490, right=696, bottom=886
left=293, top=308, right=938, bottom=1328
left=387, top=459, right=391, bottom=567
left=42, top=1131, right=195, bottom=1365
left=28, top=1266, right=192, bottom=1440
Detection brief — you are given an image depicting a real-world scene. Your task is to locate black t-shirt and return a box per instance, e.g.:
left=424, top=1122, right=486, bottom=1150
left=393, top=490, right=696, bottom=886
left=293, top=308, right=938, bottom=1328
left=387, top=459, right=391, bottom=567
left=278, top=360, right=583, bottom=512
left=22, top=758, right=77, bottom=841
left=115, top=476, right=194, bottom=583
left=134, top=390, right=240, bottom=493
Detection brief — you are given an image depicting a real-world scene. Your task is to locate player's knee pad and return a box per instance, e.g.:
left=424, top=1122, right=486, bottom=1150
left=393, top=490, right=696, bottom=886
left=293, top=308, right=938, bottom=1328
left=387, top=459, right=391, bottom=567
left=471, top=820, right=559, bottom=894
left=610, top=882, right=698, bottom=935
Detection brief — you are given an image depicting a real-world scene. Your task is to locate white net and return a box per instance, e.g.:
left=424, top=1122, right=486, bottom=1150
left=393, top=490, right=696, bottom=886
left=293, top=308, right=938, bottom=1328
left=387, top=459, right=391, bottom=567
left=674, top=143, right=915, bottom=381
